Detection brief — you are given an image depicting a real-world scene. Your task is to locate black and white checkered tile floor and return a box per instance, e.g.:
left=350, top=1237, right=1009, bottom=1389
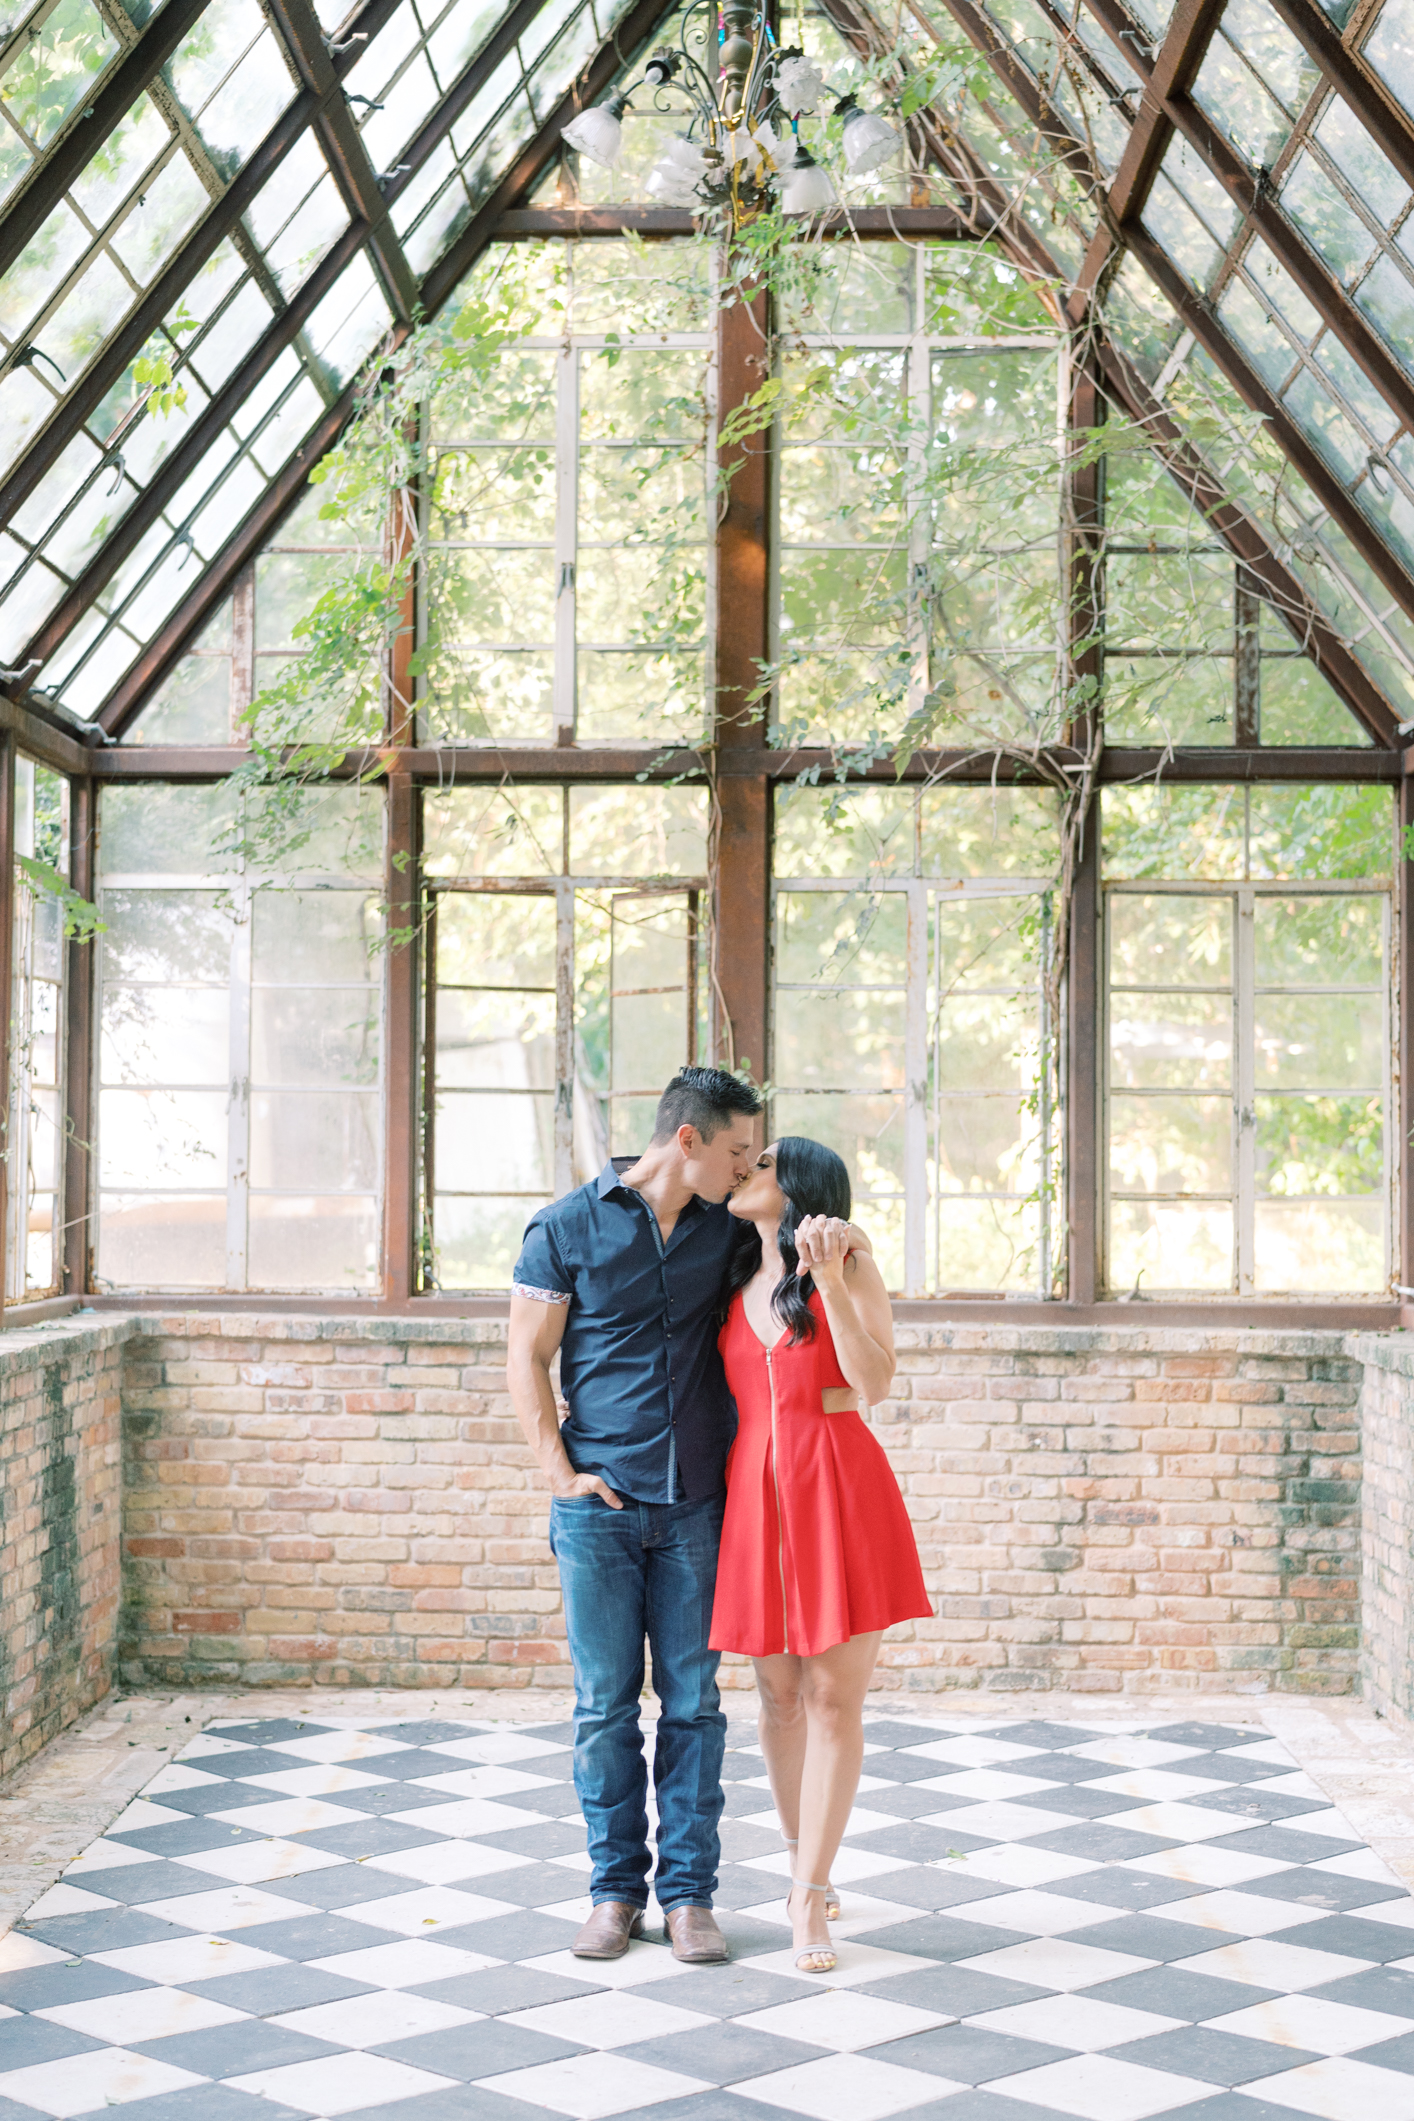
left=2, top=1714, right=1413, bottom=2121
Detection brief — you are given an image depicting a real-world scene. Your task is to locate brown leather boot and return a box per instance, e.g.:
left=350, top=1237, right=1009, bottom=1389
left=572, top=1901, right=645, bottom=1958
left=664, top=1904, right=729, bottom=1963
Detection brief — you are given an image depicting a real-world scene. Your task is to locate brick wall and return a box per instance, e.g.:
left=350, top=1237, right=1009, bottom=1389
left=115, top=1316, right=1363, bottom=1697
left=0, top=1317, right=126, bottom=1777
left=1352, top=1333, right=1414, bottom=1718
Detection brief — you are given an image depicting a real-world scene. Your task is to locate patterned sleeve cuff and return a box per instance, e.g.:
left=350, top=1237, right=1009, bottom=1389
left=513, top=1282, right=571, bottom=1304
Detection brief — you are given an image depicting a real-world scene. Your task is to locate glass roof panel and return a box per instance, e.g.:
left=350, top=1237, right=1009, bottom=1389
left=1360, top=0, right=1414, bottom=119
left=68, top=94, right=171, bottom=227
left=0, top=0, right=119, bottom=211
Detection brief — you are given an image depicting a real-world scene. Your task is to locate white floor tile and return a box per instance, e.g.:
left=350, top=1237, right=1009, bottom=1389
left=273, top=1990, right=479, bottom=2047
left=738, top=1991, right=948, bottom=2051
left=1252, top=1772, right=1328, bottom=1800
left=1126, top=1846, right=1291, bottom=1887
left=423, top=1733, right=569, bottom=1766
left=91, top=1935, right=285, bottom=1982
left=937, top=1846, right=1099, bottom=1889
left=1096, top=1803, right=1267, bottom=1843
left=211, top=1796, right=362, bottom=1836
left=134, top=1884, right=319, bottom=1931
left=999, top=2053, right=1213, bottom=2120
left=337, top=1884, right=522, bottom=1934
left=143, top=1763, right=226, bottom=1794
left=917, top=1802, right=1082, bottom=1842
left=389, top=1797, right=552, bottom=1837
left=1236, top=2057, right=1414, bottom=2121
left=179, top=1733, right=249, bottom=1759
left=742, top=1943, right=938, bottom=1990
left=899, top=1737, right=1046, bottom=1767
left=1171, top=1939, right=1375, bottom=1990
left=0, top=2046, right=203, bottom=2116
left=967, top=1995, right=1184, bottom=2050
left=262, top=1730, right=415, bottom=1765
left=914, top=1769, right=1067, bottom=1801
left=727, top=2050, right=947, bottom=2120
left=1349, top=1895, right=1414, bottom=1926
left=739, top=1848, right=909, bottom=1885
left=1061, top=1740, right=1206, bottom=1770
left=957, top=1939, right=1156, bottom=1990
left=61, top=1838, right=158, bottom=1877
left=1146, top=1890, right=1331, bottom=1936
left=0, top=1935, right=65, bottom=1973
left=523, top=1942, right=691, bottom=1989
left=20, top=1884, right=114, bottom=1919
left=101, top=1799, right=189, bottom=1835
left=742, top=1806, right=902, bottom=1838
left=243, top=1763, right=389, bottom=1798
left=310, top=1938, right=502, bottom=1987
left=227, top=2051, right=457, bottom=2112
left=954, top=1890, right=1123, bottom=1935
left=405, top=1765, right=558, bottom=1800
left=1218, top=1740, right=1294, bottom=1765
left=1204, top=1995, right=1414, bottom=2053
left=1086, top=1770, right=1238, bottom=1804
left=1311, top=1850, right=1405, bottom=1886
left=477, top=2052, right=711, bottom=2117
left=361, top=1841, right=535, bottom=1885
left=1273, top=1811, right=1361, bottom=1842
left=507, top=1991, right=714, bottom=2048
left=36, top=1985, right=247, bottom=2044
left=170, top=1837, right=347, bottom=1884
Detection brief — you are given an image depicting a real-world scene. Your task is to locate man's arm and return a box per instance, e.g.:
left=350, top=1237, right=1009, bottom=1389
left=506, top=1293, right=623, bottom=1508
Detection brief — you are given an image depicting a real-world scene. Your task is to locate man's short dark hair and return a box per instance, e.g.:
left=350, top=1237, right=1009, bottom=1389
left=653, top=1066, right=763, bottom=1144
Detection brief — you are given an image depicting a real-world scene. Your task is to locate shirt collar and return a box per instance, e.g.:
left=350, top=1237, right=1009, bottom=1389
left=597, top=1158, right=709, bottom=1222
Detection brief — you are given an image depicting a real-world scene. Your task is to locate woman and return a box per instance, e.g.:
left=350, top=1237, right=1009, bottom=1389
left=710, top=1139, right=931, bottom=1974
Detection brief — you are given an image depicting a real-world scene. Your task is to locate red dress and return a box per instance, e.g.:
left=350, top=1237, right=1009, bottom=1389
left=709, top=1288, right=932, bottom=1658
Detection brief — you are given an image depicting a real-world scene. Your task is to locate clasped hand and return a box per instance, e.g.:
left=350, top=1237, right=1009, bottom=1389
left=794, top=1213, right=851, bottom=1287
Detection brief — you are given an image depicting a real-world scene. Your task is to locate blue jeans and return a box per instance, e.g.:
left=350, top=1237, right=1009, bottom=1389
left=549, top=1490, right=726, bottom=1913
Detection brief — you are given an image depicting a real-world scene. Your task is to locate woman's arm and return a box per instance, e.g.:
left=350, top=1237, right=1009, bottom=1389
left=794, top=1214, right=896, bottom=1406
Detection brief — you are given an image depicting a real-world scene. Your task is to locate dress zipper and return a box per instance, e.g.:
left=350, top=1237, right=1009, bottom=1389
left=766, top=1346, right=789, bottom=1654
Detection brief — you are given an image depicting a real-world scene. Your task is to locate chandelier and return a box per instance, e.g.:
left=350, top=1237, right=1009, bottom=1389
left=561, top=2, right=900, bottom=228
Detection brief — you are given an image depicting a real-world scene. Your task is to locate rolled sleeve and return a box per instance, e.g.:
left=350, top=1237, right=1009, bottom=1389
left=513, top=1216, right=571, bottom=1305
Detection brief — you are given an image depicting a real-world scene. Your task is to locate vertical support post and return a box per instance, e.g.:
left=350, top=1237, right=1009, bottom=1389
left=554, top=880, right=574, bottom=1195
left=1399, top=764, right=1414, bottom=1298
left=1065, top=357, right=1104, bottom=1304
left=63, top=774, right=95, bottom=1296
left=904, top=878, right=928, bottom=1297
left=383, top=474, right=419, bottom=1300
left=231, top=566, right=256, bottom=738
left=554, top=344, right=579, bottom=748
left=0, top=734, right=12, bottom=1322
left=711, top=287, right=772, bottom=1084
left=1235, top=563, right=1261, bottom=748
left=1235, top=884, right=1256, bottom=1295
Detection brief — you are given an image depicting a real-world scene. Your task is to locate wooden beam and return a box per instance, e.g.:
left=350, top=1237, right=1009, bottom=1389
left=63, top=775, right=94, bottom=1297
left=492, top=204, right=996, bottom=238
left=1258, top=0, right=1414, bottom=195
left=0, top=737, right=14, bottom=1323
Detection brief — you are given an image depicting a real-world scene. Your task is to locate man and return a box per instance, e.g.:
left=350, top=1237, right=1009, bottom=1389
left=507, top=1067, right=863, bottom=1967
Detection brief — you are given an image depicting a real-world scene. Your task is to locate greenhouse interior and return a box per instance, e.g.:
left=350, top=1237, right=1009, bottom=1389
left=8, top=0, right=1414, bottom=1706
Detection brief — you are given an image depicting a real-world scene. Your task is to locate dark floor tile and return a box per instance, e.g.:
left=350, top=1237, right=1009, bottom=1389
left=491, top=1787, right=583, bottom=1819
left=854, top=1753, right=981, bottom=1785
left=377, top=2018, right=586, bottom=2076
left=1023, top=1822, right=1180, bottom=1861
left=1236, top=1869, right=1407, bottom=1914
left=1305, top=1965, right=1414, bottom=2016
left=1262, top=1913, right=1414, bottom=1962
left=294, top=1820, right=448, bottom=1860
left=0, top=1959, right=154, bottom=2010
left=174, top=1750, right=300, bottom=1782
left=1044, top=1868, right=1202, bottom=1912
left=869, top=2023, right=1070, bottom=2081
left=1203, top=1827, right=1362, bottom=1863
left=361, top=1723, right=497, bottom=1745
left=230, top=1910, right=397, bottom=1960
left=856, top=1964, right=1050, bottom=2015
left=1345, top=2029, right=1414, bottom=2073
left=1161, top=1759, right=1302, bottom=1788
left=854, top=1868, right=1008, bottom=1914
left=653, top=1963, right=820, bottom=2016
left=339, top=2089, right=556, bottom=2121
left=61, top=2087, right=309, bottom=2121
left=857, top=1915, right=1032, bottom=1962
left=620, top=2022, right=825, bottom=2084
left=856, top=1782, right=980, bottom=1820
left=1141, top=2098, right=1321, bottom=2121
left=721, top=1787, right=778, bottom=1820
left=1109, top=2026, right=1320, bottom=2085
left=1086, top=1966, right=1283, bottom=2020
left=1140, top=1725, right=1270, bottom=1750
left=0, top=2017, right=106, bottom=2069
left=333, top=1754, right=476, bottom=1785
left=258, top=1865, right=416, bottom=1912
left=181, top=1963, right=376, bottom=2015
left=713, top=1864, right=788, bottom=1910
left=427, top=1911, right=578, bottom=1961
left=846, top=1822, right=984, bottom=1863
left=981, top=1723, right=1103, bottom=1750
left=1004, top=1757, right=1130, bottom=1786
left=1010, top=1787, right=1152, bottom=1820
left=455, top=1863, right=595, bottom=1909
left=1177, top=1789, right=1332, bottom=1824
left=1076, top=1914, right=1237, bottom=1962
left=865, top=1722, right=963, bottom=1746
left=584, top=2097, right=770, bottom=2121
left=709, top=1910, right=792, bottom=1958
left=157, top=1784, right=286, bottom=1817
left=318, top=1785, right=454, bottom=1817
left=718, top=1823, right=787, bottom=1864
left=462, top=1822, right=587, bottom=1859
left=866, top=2089, right=1080, bottom=2121
left=72, top=1860, right=222, bottom=1907
left=108, top=1820, right=273, bottom=1860
left=0, top=2098, right=70, bottom=2121
left=20, top=1909, right=194, bottom=1955
left=136, top=2020, right=344, bottom=2077
left=409, top=1964, right=604, bottom=2013
left=207, top=1720, right=340, bottom=1745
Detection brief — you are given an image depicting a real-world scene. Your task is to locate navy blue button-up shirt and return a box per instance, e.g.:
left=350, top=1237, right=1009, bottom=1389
left=512, top=1159, right=739, bottom=1504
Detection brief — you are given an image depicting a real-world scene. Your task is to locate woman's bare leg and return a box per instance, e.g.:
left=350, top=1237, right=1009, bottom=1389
left=790, top=1632, right=882, bottom=1955
left=753, top=1653, right=806, bottom=1841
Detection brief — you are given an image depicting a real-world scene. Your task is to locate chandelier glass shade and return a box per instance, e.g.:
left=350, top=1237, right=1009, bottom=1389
left=559, top=1, right=900, bottom=229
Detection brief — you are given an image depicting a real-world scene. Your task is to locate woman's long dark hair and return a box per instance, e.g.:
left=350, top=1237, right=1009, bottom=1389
left=725, top=1137, right=853, bottom=1343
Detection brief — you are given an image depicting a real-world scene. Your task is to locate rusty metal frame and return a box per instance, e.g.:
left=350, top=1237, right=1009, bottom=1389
left=0, top=737, right=14, bottom=1326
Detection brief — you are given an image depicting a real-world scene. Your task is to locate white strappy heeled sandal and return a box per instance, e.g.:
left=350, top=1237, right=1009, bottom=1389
left=785, top=1838, right=840, bottom=1922
left=787, top=1877, right=837, bottom=1974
